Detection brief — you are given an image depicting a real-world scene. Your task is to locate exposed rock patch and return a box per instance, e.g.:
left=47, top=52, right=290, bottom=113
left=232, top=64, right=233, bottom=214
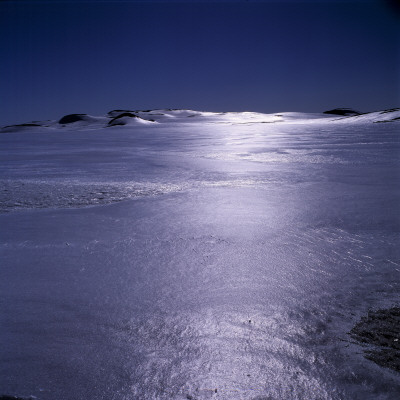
left=323, top=108, right=361, bottom=116
left=349, top=307, right=400, bottom=372
left=379, top=108, right=400, bottom=114
left=107, top=109, right=135, bottom=117
left=0, top=123, right=43, bottom=133
left=4, top=123, right=41, bottom=128
left=108, top=112, right=140, bottom=126
left=108, top=112, right=155, bottom=126
left=374, top=117, right=400, bottom=123
left=58, top=114, right=87, bottom=124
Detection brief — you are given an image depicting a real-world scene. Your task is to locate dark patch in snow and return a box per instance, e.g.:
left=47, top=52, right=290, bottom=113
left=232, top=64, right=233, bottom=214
left=58, top=114, right=87, bottom=124
left=1, top=123, right=44, bottom=133
left=374, top=117, right=400, bottom=123
left=108, top=112, right=139, bottom=126
left=3, top=123, right=41, bottom=128
left=349, top=307, right=400, bottom=372
left=379, top=108, right=400, bottom=114
left=107, top=109, right=135, bottom=117
left=323, top=108, right=361, bottom=116
left=0, top=396, right=35, bottom=400
left=108, top=112, right=156, bottom=125
left=108, top=120, right=127, bottom=126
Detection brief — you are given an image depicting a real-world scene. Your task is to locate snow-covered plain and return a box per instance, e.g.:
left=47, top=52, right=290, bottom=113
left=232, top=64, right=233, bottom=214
left=0, top=109, right=399, bottom=400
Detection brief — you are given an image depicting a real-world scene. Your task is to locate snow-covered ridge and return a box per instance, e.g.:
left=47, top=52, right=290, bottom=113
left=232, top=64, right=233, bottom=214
left=1, top=107, right=399, bottom=132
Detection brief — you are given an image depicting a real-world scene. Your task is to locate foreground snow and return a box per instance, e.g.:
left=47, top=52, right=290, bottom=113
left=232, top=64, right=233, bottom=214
left=0, top=110, right=399, bottom=400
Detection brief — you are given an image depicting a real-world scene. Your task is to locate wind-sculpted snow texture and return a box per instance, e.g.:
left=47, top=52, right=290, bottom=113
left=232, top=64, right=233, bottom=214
left=0, top=109, right=399, bottom=400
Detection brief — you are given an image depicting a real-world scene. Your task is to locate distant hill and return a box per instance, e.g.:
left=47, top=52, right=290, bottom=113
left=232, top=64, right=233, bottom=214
left=1, top=108, right=399, bottom=132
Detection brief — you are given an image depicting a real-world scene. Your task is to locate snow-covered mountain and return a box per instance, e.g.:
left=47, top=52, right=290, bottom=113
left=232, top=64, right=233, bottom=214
left=1, top=107, right=399, bottom=132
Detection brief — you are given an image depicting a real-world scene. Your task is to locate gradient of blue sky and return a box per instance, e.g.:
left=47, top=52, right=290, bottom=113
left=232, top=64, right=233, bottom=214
left=0, top=0, right=399, bottom=125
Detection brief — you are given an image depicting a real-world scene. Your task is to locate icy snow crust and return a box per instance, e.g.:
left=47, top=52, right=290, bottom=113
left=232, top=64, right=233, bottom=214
left=0, top=109, right=400, bottom=400
left=1, top=108, right=399, bottom=213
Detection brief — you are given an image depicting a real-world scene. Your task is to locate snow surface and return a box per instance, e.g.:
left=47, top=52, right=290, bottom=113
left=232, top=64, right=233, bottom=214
left=2, top=108, right=399, bottom=133
left=0, top=109, right=399, bottom=400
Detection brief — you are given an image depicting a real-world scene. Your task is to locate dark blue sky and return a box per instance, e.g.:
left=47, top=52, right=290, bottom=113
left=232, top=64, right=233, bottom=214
left=1, top=0, right=399, bottom=125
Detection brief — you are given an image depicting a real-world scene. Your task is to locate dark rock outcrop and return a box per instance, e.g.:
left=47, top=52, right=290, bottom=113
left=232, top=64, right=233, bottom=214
left=108, top=112, right=139, bottom=126
left=374, top=117, right=400, bottom=123
left=379, top=108, right=400, bottom=114
left=2, top=123, right=41, bottom=129
left=58, top=114, right=87, bottom=124
left=1, top=123, right=43, bottom=132
left=323, top=108, right=361, bottom=116
left=107, top=109, right=135, bottom=117
left=349, top=307, right=400, bottom=372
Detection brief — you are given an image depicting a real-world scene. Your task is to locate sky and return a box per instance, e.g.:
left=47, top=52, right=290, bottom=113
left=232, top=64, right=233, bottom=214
left=0, top=0, right=399, bottom=125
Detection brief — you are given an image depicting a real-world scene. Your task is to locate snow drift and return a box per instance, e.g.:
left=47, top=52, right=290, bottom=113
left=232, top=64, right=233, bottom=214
left=1, top=108, right=399, bottom=132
